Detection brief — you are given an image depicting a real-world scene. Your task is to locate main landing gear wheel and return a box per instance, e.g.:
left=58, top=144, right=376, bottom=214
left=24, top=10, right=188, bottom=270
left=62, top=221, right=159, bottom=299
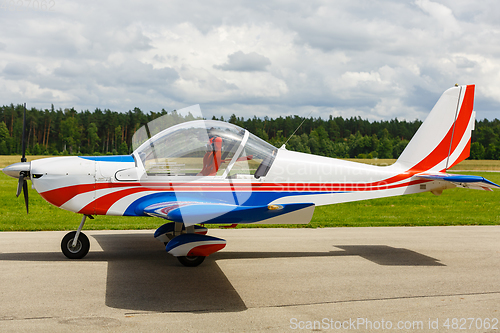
left=177, top=256, right=205, bottom=267
left=61, top=231, right=90, bottom=259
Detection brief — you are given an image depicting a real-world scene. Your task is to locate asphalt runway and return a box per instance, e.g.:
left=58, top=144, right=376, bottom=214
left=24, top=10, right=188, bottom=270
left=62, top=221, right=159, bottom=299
left=0, top=226, right=499, bottom=332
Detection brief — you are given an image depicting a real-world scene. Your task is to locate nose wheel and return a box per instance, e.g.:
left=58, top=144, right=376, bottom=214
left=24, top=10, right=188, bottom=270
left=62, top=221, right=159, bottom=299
left=61, top=214, right=92, bottom=259
left=61, top=231, right=90, bottom=259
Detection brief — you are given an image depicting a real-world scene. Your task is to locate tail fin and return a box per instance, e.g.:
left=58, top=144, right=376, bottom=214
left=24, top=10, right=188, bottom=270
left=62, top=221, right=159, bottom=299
left=395, top=84, right=475, bottom=173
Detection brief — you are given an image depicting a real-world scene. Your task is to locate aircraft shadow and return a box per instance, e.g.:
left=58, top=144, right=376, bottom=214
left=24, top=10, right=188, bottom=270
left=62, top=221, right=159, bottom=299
left=213, top=245, right=445, bottom=267
left=91, top=233, right=247, bottom=313
left=0, top=233, right=444, bottom=313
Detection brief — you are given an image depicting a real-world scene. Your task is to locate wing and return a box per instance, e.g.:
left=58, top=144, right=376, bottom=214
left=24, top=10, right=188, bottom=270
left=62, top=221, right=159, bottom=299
left=415, top=173, right=500, bottom=191
left=143, top=201, right=315, bottom=227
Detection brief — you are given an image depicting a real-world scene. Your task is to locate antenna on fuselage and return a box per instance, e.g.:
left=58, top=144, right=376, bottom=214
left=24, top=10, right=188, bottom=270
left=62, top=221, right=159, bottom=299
left=281, top=110, right=313, bottom=149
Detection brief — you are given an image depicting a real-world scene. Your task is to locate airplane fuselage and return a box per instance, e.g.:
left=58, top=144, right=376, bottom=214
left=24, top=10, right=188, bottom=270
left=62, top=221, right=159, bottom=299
left=28, top=150, right=452, bottom=220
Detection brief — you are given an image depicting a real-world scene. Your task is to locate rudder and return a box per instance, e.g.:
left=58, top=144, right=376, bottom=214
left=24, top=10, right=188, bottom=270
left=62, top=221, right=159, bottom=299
left=395, top=85, right=475, bottom=173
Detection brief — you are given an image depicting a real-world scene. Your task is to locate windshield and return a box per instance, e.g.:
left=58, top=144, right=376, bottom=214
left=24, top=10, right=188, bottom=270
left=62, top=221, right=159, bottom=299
left=134, top=119, right=277, bottom=178
left=226, top=132, right=277, bottom=179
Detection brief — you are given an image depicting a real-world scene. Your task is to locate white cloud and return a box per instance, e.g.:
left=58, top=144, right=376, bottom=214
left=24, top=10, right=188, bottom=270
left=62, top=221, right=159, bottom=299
left=214, top=51, right=271, bottom=72
left=340, top=71, right=382, bottom=88
left=0, top=0, right=499, bottom=120
left=415, top=0, right=462, bottom=37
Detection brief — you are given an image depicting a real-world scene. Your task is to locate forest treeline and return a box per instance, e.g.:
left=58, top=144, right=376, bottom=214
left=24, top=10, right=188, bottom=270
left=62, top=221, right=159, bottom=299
left=0, top=103, right=499, bottom=160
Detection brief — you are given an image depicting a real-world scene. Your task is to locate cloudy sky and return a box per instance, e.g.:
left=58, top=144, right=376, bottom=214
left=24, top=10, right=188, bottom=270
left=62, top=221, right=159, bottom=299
left=1, top=0, right=499, bottom=121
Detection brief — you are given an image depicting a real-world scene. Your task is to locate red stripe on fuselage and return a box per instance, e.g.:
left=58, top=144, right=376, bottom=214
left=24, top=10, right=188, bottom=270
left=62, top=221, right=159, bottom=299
left=39, top=183, right=96, bottom=208
left=78, top=187, right=152, bottom=215
left=39, top=177, right=432, bottom=215
left=39, top=182, right=136, bottom=208
left=42, top=178, right=430, bottom=209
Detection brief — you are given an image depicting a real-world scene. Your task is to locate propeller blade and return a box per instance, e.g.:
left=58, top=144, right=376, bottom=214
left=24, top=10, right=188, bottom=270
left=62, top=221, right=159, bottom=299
left=15, top=171, right=30, bottom=214
left=21, top=103, right=27, bottom=163
left=16, top=175, right=24, bottom=197
left=23, top=178, right=29, bottom=214
left=10, top=103, right=29, bottom=214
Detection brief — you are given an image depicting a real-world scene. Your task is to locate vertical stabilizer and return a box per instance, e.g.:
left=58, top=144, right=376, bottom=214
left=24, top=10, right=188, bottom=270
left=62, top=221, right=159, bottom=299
left=395, top=85, right=475, bottom=173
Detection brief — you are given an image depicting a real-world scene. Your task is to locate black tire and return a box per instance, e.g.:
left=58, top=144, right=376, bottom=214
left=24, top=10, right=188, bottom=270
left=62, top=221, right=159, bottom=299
left=61, top=231, right=90, bottom=259
left=177, top=256, right=205, bottom=267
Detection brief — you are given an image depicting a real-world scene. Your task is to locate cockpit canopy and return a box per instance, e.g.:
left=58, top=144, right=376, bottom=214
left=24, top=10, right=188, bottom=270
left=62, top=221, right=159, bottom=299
left=134, top=120, right=277, bottom=179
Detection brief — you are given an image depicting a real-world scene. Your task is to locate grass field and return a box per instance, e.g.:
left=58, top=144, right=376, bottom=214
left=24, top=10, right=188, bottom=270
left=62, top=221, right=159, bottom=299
left=1, top=156, right=499, bottom=230
left=344, top=158, right=500, bottom=171
left=2, top=155, right=498, bottom=171
left=0, top=155, right=54, bottom=168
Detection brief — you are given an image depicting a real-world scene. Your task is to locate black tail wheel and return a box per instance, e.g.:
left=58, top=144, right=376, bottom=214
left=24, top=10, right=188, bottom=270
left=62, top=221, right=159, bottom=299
left=177, top=256, right=205, bottom=267
left=61, top=231, right=90, bottom=259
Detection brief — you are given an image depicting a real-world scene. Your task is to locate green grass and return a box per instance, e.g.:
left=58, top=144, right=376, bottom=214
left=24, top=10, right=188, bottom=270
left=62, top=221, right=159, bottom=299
left=1, top=162, right=499, bottom=231
left=344, top=158, right=500, bottom=171
left=2, top=155, right=500, bottom=170
left=0, top=155, right=54, bottom=168
left=310, top=173, right=500, bottom=227
left=0, top=172, right=158, bottom=231
left=239, top=172, right=500, bottom=228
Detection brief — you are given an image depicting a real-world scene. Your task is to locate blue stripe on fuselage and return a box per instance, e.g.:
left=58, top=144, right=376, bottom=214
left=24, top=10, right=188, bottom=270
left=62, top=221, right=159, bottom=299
left=79, top=155, right=135, bottom=162
left=123, top=190, right=344, bottom=217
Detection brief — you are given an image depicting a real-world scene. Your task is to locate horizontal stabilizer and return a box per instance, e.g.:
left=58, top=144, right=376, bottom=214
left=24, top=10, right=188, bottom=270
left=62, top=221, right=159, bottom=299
left=415, top=173, right=500, bottom=191
left=144, top=202, right=315, bottom=226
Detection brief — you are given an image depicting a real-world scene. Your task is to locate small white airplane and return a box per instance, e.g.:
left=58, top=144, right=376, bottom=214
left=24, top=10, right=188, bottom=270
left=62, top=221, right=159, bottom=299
left=3, top=84, right=499, bottom=266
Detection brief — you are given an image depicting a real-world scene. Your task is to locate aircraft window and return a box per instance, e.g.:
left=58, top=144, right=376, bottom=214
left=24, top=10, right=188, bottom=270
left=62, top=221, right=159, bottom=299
left=226, top=132, right=277, bottom=179
left=135, top=120, right=246, bottom=177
